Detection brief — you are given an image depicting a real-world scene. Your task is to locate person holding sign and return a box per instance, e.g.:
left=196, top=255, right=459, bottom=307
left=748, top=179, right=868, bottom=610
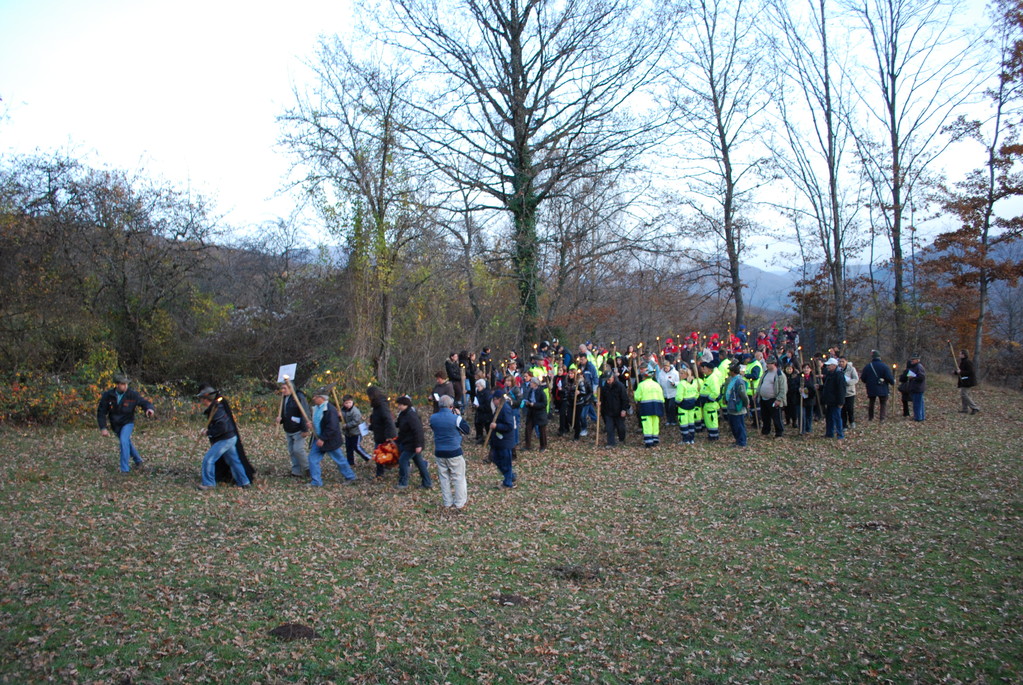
left=277, top=381, right=311, bottom=477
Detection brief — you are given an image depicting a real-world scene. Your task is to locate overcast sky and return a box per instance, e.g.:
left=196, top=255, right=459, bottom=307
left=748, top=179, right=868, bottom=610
left=0, top=0, right=997, bottom=274
left=0, top=0, right=353, bottom=235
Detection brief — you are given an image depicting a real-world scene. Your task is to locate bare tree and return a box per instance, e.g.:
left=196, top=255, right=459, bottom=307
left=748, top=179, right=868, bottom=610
left=377, top=0, right=672, bottom=344
left=280, top=38, right=431, bottom=386
left=768, top=0, right=864, bottom=340
left=667, top=0, right=773, bottom=331
left=845, top=0, right=982, bottom=359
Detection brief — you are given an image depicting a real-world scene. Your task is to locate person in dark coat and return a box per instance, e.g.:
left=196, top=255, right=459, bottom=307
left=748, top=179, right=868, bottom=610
left=906, top=353, right=926, bottom=421
left=489, top=389, right=519, bottom=488
left=600, top=370, right=629, bottom=447
left=97, top=373, right=155, bottom=473
left=431, top=371, right=455, bottom=414
left=820, top=358, right=847, bottom=439
left=368, top=385, right=397, bottom=478
left=862, top=350, right=895, bottom=422
left=798, top=363, right=818, bottom=434
left=307, top=388, right=358, bottom=487
left=196, top=386, right=252, bottom=490
left=395, top=395, right=431, bottom=489
left=445, top=352, right=466, bottom=409
left=958, top=349, right=980, bottom=414
left=473, top=379, right=494, bottom=444
left=277, top=381, right=310, bottom=476
left=522, top=375, right=549, bottom=451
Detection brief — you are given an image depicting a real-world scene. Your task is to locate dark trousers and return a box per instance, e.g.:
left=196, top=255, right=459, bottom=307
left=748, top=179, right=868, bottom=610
left=558, top=401, right=571, bottom=434
left=524, top=417, right=547, bottom=450
left=572, top=405, right=587, bottom=439
left=842, top=395, right=856, bottom=427
left=344, top=434, right=371, bottom=466
left=664, top=397, right=677, bottom=425
left=759, top=398, right=784, bottom=436
left=867, top=395, right=888, bottom=421
left=604, top=413, right=627, bottom=445
left=491, top=447, right=515, bottom=487
left=900, top=392, right=911, bottom=417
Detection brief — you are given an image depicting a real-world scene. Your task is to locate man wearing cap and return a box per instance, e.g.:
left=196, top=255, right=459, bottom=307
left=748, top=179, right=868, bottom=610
left=277, top=381, right=310, bottom=477
left=758, top=356, right=788, bottom=438
left=820, top=358, right=848, bottom=439
left=862, top=351, right=895, bottom=422
left=197, top=387, right=252, bottom=490
left=306, top=387, right=358, bottom=487
left=957, top=349, right=980, bottom=415
left=97, top=373, right=155, bottom=473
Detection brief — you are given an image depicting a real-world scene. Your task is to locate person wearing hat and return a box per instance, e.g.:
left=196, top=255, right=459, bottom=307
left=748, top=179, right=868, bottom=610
left=957, top=349, right=980, bottom=415
left=758, top=356, right=788, bottom=438
left=522, top=375, right=549, bottom=451
left=488, top=388, right=519, bottom=488
left=675, top=364, right=700, bottom=445
left=97, top=373, right=155, bottom=473
left=905, top=353, right=927, bottom=421
left=196, top=387, right=252, bottom=490
left=820, top=358, right=847, bottom=439
left=306, top=387, right=358, bottom=487
left=862, top=351, right=895, bottom=422
left=395, top=395, right=431, bottom=489
left=277, top=381, right=311, bottom=477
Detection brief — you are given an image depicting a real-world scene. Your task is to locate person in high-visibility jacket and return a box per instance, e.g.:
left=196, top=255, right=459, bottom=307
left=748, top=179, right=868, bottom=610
left=676, top=364, right=701, bottom=445
left=634, top=370, right=665, bottom=447
left=698, top=360, right=726, bottom=441
left=745, top=352, right=765, bottom=428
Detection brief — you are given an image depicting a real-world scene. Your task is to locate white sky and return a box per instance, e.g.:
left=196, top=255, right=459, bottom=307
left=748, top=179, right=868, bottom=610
left=0, top=0, right=353, bottom=234
left=0, top=0, right=997, bottom=274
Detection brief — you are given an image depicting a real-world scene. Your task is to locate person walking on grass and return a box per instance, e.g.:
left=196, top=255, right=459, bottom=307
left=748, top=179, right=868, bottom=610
left=905, top=353, right=927, bottom=422
left=429, top=395, right=470, bottom=510
left=957, top=349, right=981, bottom=415
left=395, top=395, right=431, bottom=490
left=306, top=388, right=358, bottom=488
left=196, top=386, right=252, bottom=490
left=97, top=373, right=155, bottom=473
left=277, top=381, right=310, bottom=477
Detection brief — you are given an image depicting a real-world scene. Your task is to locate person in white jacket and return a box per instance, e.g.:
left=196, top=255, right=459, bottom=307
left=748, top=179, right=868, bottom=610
left=840, top=356, right=859, bottom=430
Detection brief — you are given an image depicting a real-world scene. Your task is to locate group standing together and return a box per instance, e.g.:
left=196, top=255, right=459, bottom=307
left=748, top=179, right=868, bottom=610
left=96, top=328, right=983, bottom=504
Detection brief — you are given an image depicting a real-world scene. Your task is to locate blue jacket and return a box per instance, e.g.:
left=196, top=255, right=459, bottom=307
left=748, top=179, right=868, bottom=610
left=429, top=410, right=471, bottom=458
left=862, top=360, right=895, bottom=397
left=490, top=401, right=519, bottom=449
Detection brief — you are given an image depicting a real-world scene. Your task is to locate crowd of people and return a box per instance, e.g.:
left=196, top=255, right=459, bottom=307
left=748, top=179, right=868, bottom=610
left=95, top=327, right=983, bottom=511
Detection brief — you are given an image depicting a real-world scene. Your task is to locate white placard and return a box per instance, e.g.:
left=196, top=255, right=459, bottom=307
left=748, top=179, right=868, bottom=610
left=277, top=363, right=297, bottom=383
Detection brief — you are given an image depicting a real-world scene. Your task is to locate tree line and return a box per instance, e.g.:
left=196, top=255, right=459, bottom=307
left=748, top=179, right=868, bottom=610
left=2, top=0, right=1022, bottom=396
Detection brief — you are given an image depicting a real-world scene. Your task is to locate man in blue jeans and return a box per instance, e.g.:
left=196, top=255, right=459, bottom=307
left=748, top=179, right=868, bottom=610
left=489, top=388, right=520, bottom=488
left=394, top=395, right=431, bottom=489
left=197, top=387, right=251, bottom=490
left=820, top=358, right=847, bottom=439
left=307, top=388, right=358, bottom=487
left=724, top=362, right=749, bottom=447
left=97, top=374, right=155, bottom=472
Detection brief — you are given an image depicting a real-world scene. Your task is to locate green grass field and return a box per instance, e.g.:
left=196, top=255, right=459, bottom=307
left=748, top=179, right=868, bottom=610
left=1, top=375, right=1020, bottom=683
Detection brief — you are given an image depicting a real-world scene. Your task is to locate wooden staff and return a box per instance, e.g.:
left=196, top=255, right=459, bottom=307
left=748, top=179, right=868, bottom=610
left=947, top=340, right=961, bottom=375
left=797, top=346, right=806, bottom=437
left=594, top=382, right=601, bottom=446
left=570, top=375, right=580, bottom=434
left=284, top=375, right=317, bottom=439
left=196, top=395, right=223, bottom=444
left=811, top=358, right=826, bottom=418
left=483, top=395, right=505, bottom=449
